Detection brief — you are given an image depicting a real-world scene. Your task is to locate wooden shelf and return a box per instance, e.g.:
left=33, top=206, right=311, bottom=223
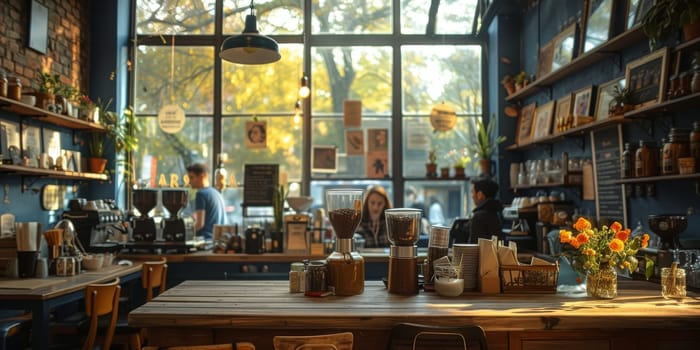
left=0, top=164, right=108, bottom=181
left=0, top=96, right=104, bottom=131
left=624, top=91, right=700, bottom=119
left=507, top=116, right=629, bottom=150
left=511, top=182, right=579, bottom=190
left=609, top=172, right=700, bottom=185
left=506, top=26, right=645, bottom=102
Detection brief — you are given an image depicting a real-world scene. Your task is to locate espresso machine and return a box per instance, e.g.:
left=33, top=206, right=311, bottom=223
left=385, top=208, right=422, bottom=295
left=132, top=189, right=158, bottom=242
left=161, top=189, right=195, bottom=242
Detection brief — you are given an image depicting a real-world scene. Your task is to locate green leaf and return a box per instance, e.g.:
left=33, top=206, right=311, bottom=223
left=644, top=255, right=656, bottom=280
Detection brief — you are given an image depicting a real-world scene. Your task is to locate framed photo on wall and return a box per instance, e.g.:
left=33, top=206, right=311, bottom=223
left=536, top=42, right=554, bottom=79
left=554, top=93, right=572, bottom=134
left=627, top=0, right=653, bottom=30
left=595, top=77, right=626, bottom=121
left=345, top=130, right=364, bottom=156
left=550, top=23, right=578, bottom=72
left=311, top=146, right=338, bottom=173
left=517, top=102, right=536, bottom=145
left=573, top=86, right=594, bottom=118
left=625, top=47, right=668, bottom=108
left=532, top=101, right=555, bottom=140
left=582, top=0, right=615, bottom=54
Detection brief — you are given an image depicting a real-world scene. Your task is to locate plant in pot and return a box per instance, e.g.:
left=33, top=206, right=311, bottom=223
left=609, top=85, right=634, bottom=116
left=514, top=70, right=529, bottom=90
left=33, top=71, right=62, bottom=110
left=501, top=75, right=515, bottom=96
left=86, top=98, right=139, bottom=175
left=426, top=149, right=438, bottom=178
left=466, top=115, right=506, bottom=177
left=642, top=0, right=700, bottom=50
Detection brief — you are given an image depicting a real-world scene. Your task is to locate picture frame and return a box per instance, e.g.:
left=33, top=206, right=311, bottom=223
left=28, top=0, right=48, bottom=54
left=554, top=93, right=572, bottom=134
left=536, top=42, right=554, bottom=79
left=625, top=47, right=668, bottom=108
left=516, top=102, right=536, bottom=145
left=21, top=124, right=42, bottom=167
left=345, top=130, right=364, bottom=156
left=1, top=121, right=21, bottom=165
left=367, top=128, right=388, bottom=152
left=582, top=0, right=615, bottom=54
left=595, top=77, right=626, bottom=121
left=311, top=145, right=338, bottom=173
left=573, top=86, right=595, bottom=118
left=245, top=121, right=267, bottom=149
left=550, top=23, right=578, bottom=72
left=284, top=219, right=309, bottom=254
left=532, top=101, right=555, bottom=140
left=627, top=0, right=653, bottom=31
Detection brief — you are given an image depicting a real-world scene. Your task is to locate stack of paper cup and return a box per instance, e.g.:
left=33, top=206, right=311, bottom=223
left=15, top=222, right=41, bottom=278
left=452, top=243, right=479, bottom=291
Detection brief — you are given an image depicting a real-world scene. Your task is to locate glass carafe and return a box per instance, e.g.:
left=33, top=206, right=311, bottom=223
left=325, top=189, right=365, bottom=295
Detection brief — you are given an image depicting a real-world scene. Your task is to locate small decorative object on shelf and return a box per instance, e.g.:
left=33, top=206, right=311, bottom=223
left=642, top=0, right=700, bottom=50
left=559, top=218, right=651, bottom=299
left=426, top=149, right=438, bottom=178
left=466, top=114, right=506, bottom=177
left=514, top=70, right=529, bottom=91
left=501, top=75, right=515, bottom=96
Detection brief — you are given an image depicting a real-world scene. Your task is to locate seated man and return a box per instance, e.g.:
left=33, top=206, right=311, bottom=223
left=453, top=178, right=503, bottom=244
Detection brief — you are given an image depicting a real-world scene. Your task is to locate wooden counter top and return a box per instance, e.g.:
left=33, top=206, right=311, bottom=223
left=118, top=249, right=418, bottom=263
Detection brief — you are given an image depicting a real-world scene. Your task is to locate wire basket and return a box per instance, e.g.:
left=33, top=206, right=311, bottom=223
left=500, top=263, right=559, bottom=293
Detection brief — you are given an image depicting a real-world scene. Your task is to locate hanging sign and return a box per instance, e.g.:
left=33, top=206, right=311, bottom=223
left=157, top=104, right=185, bottom=134
left=429, top=102, right=456, bottom=132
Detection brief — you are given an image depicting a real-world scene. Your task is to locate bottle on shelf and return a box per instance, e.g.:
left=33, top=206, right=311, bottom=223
left=214, top=153, right=228, bottom=192
left=635, top=140, right=657, bottom=178
left=621, top=143, right=634, bottom=179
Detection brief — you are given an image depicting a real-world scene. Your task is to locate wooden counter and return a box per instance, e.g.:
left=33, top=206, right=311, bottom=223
left=129, top=279, right=700, bottom=350
left=118, top=248, right=411, bottom=263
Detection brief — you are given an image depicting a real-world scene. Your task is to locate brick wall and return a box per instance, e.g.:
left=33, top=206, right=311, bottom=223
left=0, top=0, right=90, bottom=94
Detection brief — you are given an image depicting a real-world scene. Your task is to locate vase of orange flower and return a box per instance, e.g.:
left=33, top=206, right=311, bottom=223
left=560, top=217, right=650, bottom=299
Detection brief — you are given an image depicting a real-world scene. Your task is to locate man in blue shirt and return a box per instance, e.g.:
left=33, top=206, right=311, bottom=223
left=186, top=163, right=226, bottom=239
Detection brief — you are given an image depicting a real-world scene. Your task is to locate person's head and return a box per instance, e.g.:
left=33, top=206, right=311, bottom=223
left=406, top=186, right=417, bottom=203
left=186, top=163, right=210, bottom=189
left=471, top=177, right=499, bottom=205
left=248, top=124, right=266, bottom=143
left=363, top=186, right=393, bottom=222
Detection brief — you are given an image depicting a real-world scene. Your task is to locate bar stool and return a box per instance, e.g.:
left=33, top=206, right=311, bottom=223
left=387, top=323, right=488, bottom=350
left=273, top=332, right=353, bottom=350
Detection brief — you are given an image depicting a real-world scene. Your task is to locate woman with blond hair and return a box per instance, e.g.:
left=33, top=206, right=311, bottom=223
left=356, top=186, right=393, bottom=248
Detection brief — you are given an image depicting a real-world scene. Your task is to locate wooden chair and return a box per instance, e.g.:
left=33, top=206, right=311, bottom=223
left=387, top=323, right=488, bottom=350
left=273, top=332, right=353, bottom=350
left=141, top=342, right=255, bottom=350
left=142, top=259, right=168, bottom=301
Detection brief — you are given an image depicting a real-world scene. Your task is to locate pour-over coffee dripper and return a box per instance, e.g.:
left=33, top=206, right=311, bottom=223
left=648, top=214, right=688, bottom=250
left=286, top=196, right=314, bottom=214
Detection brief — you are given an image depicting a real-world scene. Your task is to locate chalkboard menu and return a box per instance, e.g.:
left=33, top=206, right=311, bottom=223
left=591, top=125, right=628, bottom=226
left=243, top=164, right=279, bottom=207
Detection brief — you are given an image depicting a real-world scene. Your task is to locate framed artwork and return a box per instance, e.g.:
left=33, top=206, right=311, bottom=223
left=1, top=121, right=21, bottom=165
left=21, top=125, right=41, bottom=167
left=627, top=0, right=653, bottom=30
left=516, top=102, right=536, bottom=145
left=573, top=86, right=595, bottom=118
left=532, top=101, right=555, bottom=140
left=536, top=42, right=554, bottom=79
left=625, top=47, right=668, bottom=108
left=28, top=0, right=48, bottom=54
left=582, top=0, right=615, bottom=54
left=595, top=77, right=626, bottom=121
left=551, top=23, right=578, bottom=72
left=365, top=150, right=389, bottom=178
left=554, top=94, right=572, bottom=134
left=345, top=130, right=364, bottom=156
left=244, top=121, right=267, bottom=149
left=311, top=146, right=338, bottom=173
left=285, top=219, right=309, bottom=254
left=367, top=128, right=388, bottom=152
left=343, top=100, right=362, bottom=128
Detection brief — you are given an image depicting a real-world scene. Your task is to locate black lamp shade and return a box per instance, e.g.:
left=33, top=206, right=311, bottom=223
left=220, top=14, right=281, bottom=65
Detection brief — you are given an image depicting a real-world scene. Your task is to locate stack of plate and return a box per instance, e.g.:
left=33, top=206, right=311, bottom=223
left=452, top=243, right=479, bottom=291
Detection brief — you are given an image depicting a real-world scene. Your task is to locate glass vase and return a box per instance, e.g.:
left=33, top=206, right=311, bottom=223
left=586, top=263, right=617, bottom=299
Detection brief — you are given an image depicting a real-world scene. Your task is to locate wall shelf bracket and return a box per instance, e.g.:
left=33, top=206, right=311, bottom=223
left=21, top=176, right=41, bottom=193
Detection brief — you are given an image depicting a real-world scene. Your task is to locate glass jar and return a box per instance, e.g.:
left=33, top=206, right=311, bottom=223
left=289, top=262, right=306, bottom=293
left=326, top=238, right=364, bottom=296
left=635, top=140, right=657, bottom=177
left=586, top=263, right=617, bottom=299
left=661, top=265, right=686, bottom=299
left=304, top=260, right=328, bottom=296
left=8, top=77, right=21, bottom=101
left=0, top=71, right=7, bottom=98
left=621, top=142, right=635, bottom=178
left=662, top=128, right=690, bottom=175
left=691, top=122, right=700, bottom=172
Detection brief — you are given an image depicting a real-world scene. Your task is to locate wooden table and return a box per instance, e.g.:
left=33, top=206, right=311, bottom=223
left=0, top=263, right=142, bottom=350
left=129, top=279, right=700, bottom=350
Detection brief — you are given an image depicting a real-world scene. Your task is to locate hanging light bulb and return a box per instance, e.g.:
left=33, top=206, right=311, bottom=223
left=220, top=1, right=281, bottom=65
left=293, top=99, right=302, bottom=125
left=298, top=75, right=310, bottom=98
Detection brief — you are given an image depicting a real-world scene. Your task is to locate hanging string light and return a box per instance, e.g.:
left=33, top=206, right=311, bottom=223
left=298, top=75, right=310, bottom=98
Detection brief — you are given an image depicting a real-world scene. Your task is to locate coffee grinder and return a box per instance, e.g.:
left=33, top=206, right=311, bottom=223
left=285, top=196, right=315, bottom=254
left=132, top=189, right=158, bottom=242
left=161, top=188, right=195, bottom=242
left=647, top=214, right=688, bottom=269
left=385, top=208, right=422, bottom=295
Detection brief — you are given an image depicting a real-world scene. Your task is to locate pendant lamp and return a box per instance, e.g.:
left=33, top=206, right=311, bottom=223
left=220, top=1, right=281, bottom=65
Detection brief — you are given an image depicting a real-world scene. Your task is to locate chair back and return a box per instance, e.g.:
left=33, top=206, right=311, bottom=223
left=144, top=343, right=255, bottom=350
left=142, top=258, right=168, bottom=301
left=273, top=332, right=353, bottom=350
left=388, top=323, right=488, bottom=350
left=83, top=278, right=121, bottom=350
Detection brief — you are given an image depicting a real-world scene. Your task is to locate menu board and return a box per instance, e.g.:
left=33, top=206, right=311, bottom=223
left=591, top=125, right=628, bottom=226
left=243, top=164, right=279, bottom=207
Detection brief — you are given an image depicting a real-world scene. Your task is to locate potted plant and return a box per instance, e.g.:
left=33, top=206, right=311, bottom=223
left=514, top=70, right=529, bottom=90
left=501, top=75, right=515, bottom=96
left=466, top=114, right=506, bottom=176
left=32, top=71, right=62, bottom=110
left=609, top=85, right=634, bottom=116
left=452, top=155, right=471, bottom=178
left=86, top=98, right=139, bottom=174
left=642, top=0, right=700, bottom=49
left=426, top=149, right=438, bottom=178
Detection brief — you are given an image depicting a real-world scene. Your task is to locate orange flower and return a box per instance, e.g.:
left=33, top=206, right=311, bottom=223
left=583, top=248, right=596, bottom=256
left=642, top=233, right=650, bottom=243
left=610, top=221, right=622, bottom=233
left=568, top=237, right=581, bottom=249
left=609, top=238, right=624, bottom=252
left=615, top=229, right=630, bottom=242
left=559, top=229, right=572, bottom=243
left=573, top=217, right=591, bottom=232
left=576, top=232, right=589, bottom=244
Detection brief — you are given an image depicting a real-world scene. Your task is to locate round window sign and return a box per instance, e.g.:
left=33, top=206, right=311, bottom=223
left=430, top=102, right=457, bottom=132
left=157, top=104, right=185, bottom=134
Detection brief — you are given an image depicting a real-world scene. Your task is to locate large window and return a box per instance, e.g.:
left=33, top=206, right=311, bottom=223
left=132, top=0, right=484, bottom=227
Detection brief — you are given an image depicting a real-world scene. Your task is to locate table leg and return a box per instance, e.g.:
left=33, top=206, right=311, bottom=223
left=32, top=301, right=50, bottom=350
